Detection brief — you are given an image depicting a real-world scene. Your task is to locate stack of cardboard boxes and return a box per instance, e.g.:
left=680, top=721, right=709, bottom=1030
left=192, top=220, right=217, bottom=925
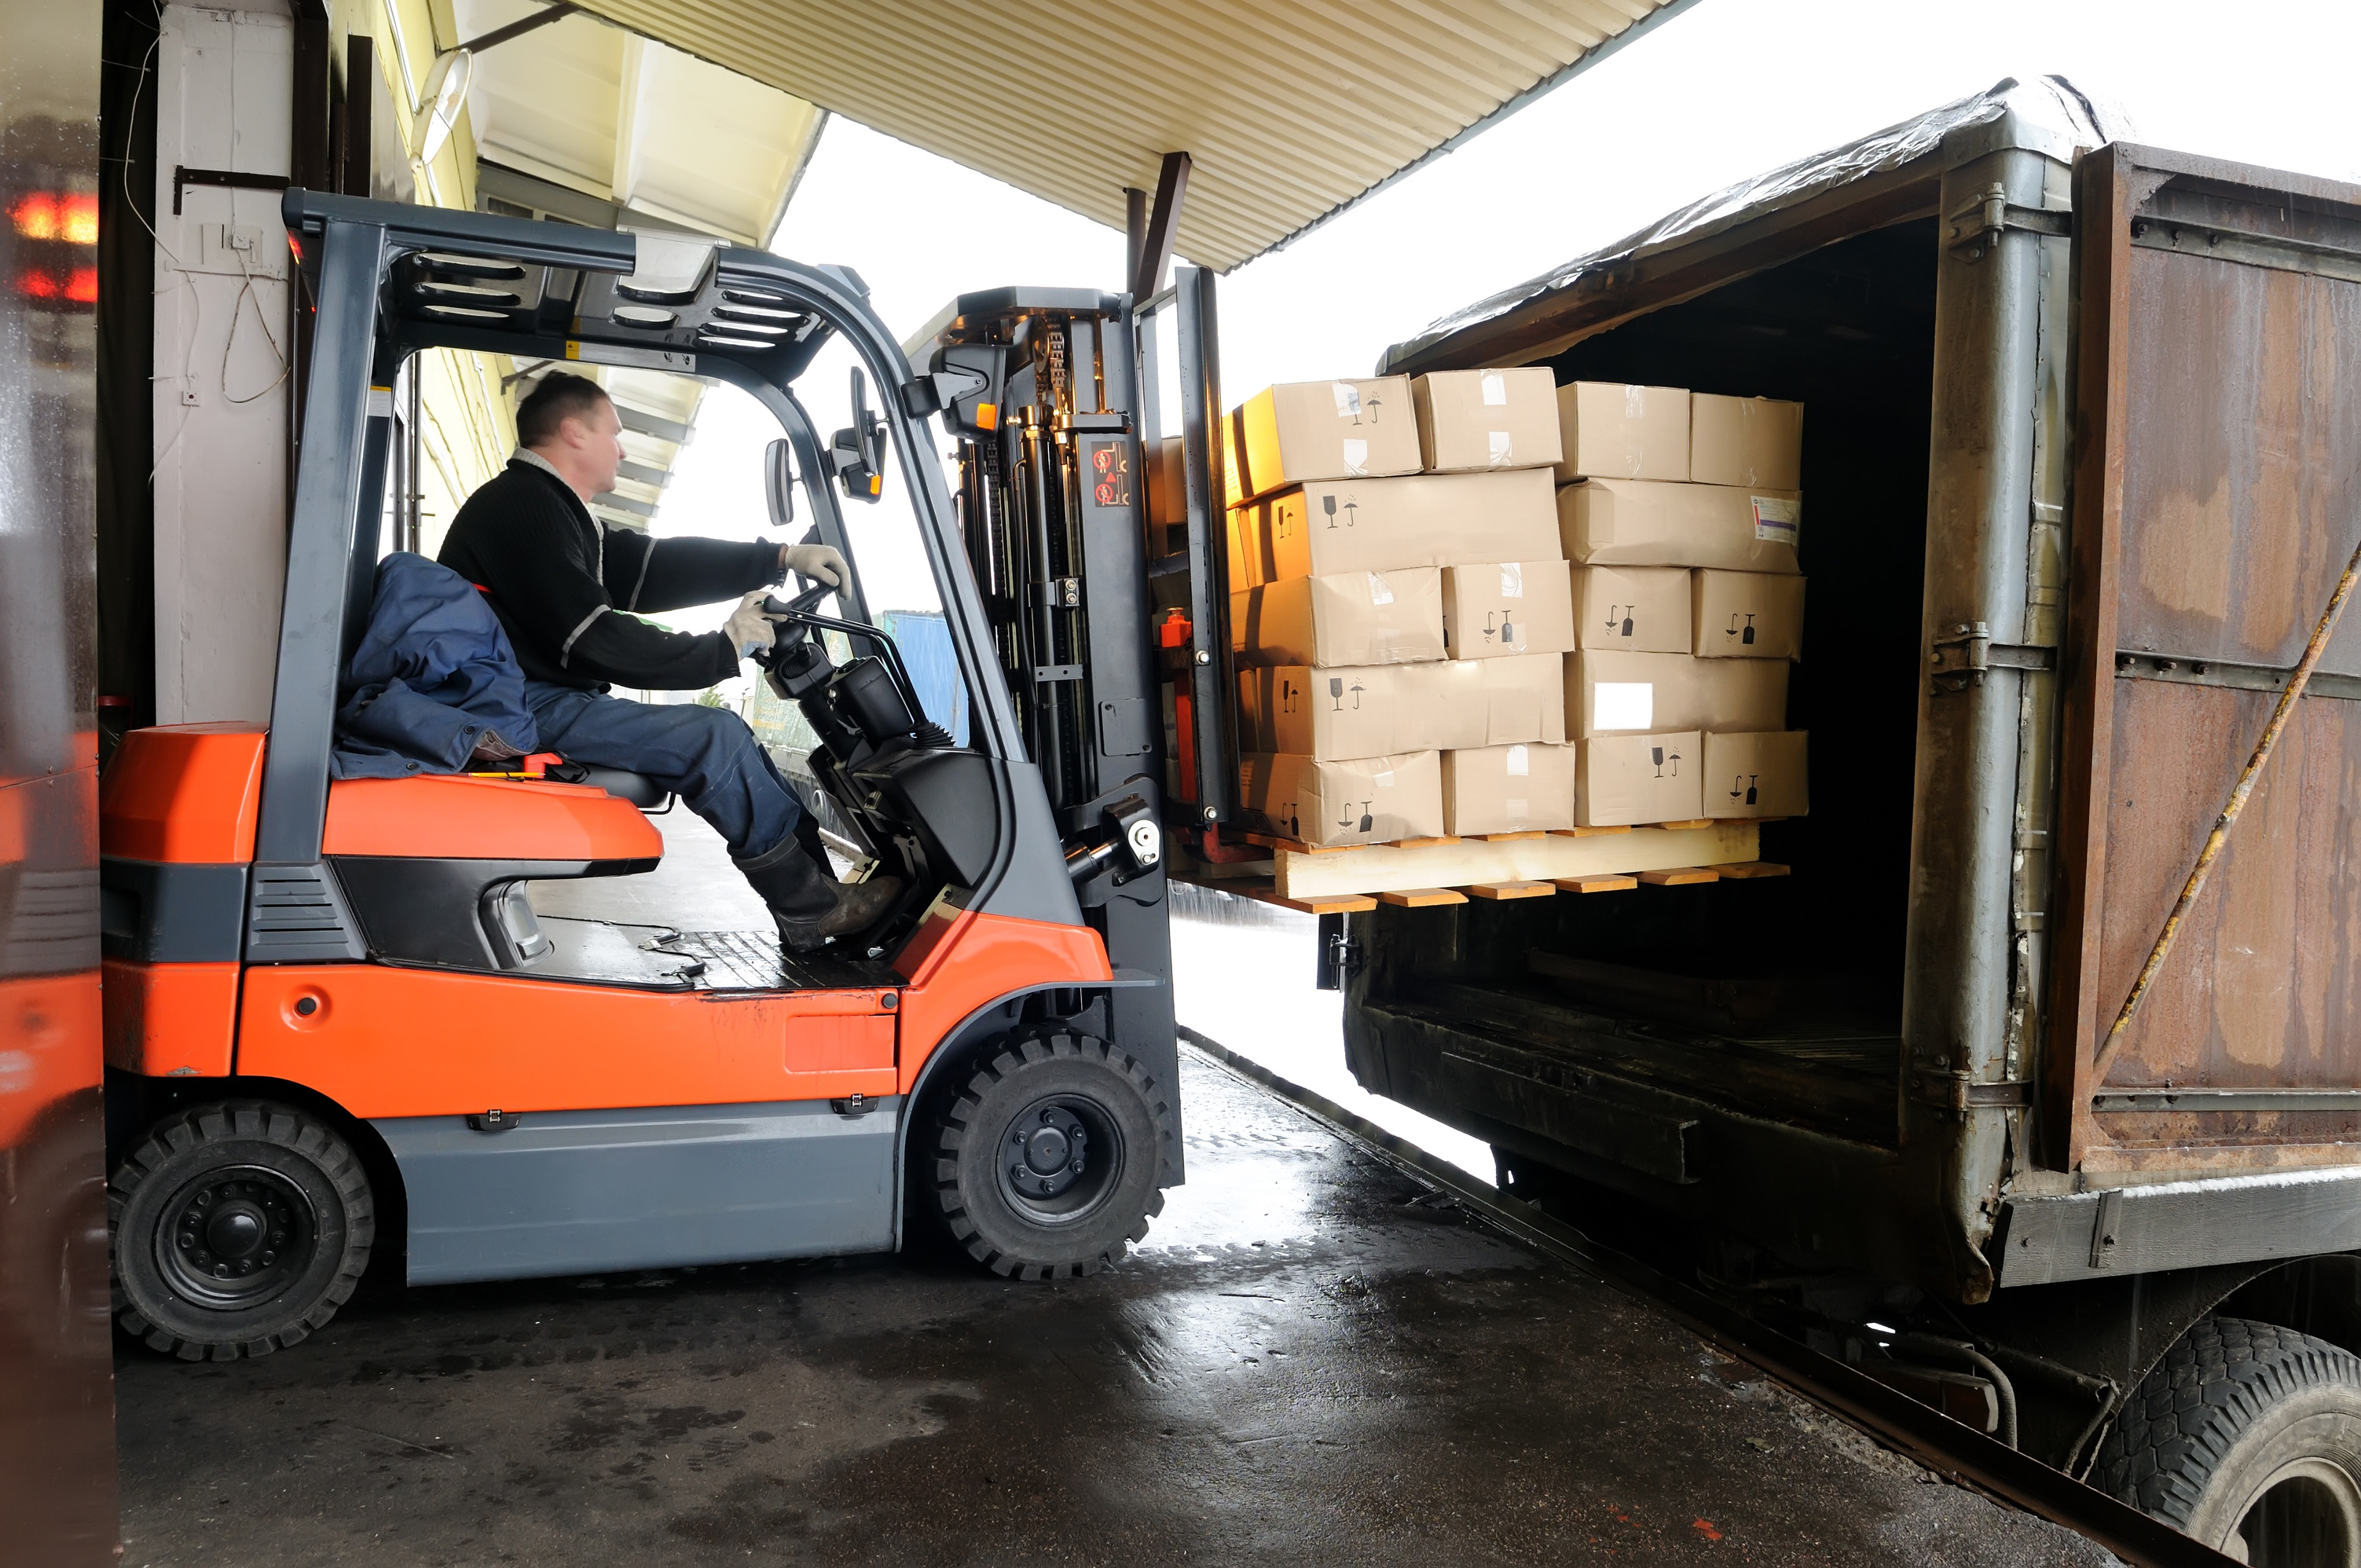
left=1557, top=384, right=1809, bottom=826
left=1226, top=369, right=1575, bottom=845
left=1219, top=372, right=1810, bottom=846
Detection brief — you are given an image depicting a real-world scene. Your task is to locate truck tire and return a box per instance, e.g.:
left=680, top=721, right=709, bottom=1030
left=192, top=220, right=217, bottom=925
left=927, top=1031, right=1170, bottom=1280
left=108, top=1101, right=374, bottom=1361
left=2094, top=1315, right=2361, bottom=1565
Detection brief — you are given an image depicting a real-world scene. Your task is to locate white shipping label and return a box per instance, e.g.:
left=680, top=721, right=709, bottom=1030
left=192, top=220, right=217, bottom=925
left=1593, top=681, right=1654, bottom=731
left=1333, top=381, right=1362, bottom=418
left=1623, top=384, right=1645, bottom=418
left=1751, top=496, right=1802, bottom=545
left=1506, top=744, right=1530, bottom=777
left=1488, top=430, right=1513, bottom=468
left=1481, top=371, right=1508, bottom=406
left=1498, top=562, right=1524, bottom=599
left=1342, top=438, right=1369, bottom=475
left=1366, top=573, right=1395, bottom=606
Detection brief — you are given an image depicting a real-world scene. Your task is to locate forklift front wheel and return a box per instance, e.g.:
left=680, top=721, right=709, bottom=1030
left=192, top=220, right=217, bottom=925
left=930, top=1032, right=1170, bottom=1280
left=108, top=1101, right=375, bottom=1361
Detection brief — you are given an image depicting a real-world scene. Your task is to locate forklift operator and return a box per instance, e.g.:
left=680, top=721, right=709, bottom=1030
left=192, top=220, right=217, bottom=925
left=437, top=371, right=901, bottom=951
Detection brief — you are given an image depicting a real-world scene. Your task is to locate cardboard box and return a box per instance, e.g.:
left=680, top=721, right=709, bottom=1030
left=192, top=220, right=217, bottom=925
left=1411, top=368, right=1563, bottom=474
left=1238, top=749, right=1444, bottom=848
left=1146, top=435, right=1186, bottom=529
left=1575, top=564, right=1692, bottom=654
left=1250, top=654, right=1564, bottom=760
left=1407, top=654, right=1565, bottom=747
left=1703, top=730, right=1809, bottom=819
left=1227, top=377, right=1423, bottom=505
left=1226, top=500, right=1267, bottom=589
left=1558, top=478, right=1802, bottom=573
left=1443, top=742, right=1577, bottom=834
left=1691, top=394, right=1804, bottom=489
left=1553, top=382, right=1691, bottom=482
left=1692, top=570, right=1806, bottom=660
left=1443, top=561, right=1576, bottom=661
left=1252, top=468, right=1560, bottom=581
left=1576, top=732, right=1704, bottom=827
left=1230, top=570, right=1446, bottom=668
left=1568, top=650, right=1789, bottom=737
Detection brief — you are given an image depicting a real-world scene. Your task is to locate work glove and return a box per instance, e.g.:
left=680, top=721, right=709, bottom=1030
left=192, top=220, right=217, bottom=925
left=782, top=543, right=849, bottom=588
left=722, top=590, right=777, bottom=658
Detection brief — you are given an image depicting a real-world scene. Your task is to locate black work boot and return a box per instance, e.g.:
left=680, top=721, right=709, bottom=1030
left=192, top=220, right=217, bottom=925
left=734, top=835, right=904, bottom=954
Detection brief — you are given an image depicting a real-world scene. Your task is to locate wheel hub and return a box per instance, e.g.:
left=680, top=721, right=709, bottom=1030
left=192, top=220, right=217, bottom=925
left=156, top=1167, right=314, bottom=1307
left=1006, top=1105, right=1089, bottom=1200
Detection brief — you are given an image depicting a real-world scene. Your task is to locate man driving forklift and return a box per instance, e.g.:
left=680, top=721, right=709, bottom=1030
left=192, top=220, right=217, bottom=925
left=437, top=370, right=900, bottom=951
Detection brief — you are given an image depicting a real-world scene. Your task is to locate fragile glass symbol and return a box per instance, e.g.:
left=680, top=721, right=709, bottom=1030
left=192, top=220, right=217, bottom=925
left=1729, top=773, right=1758, bottom=804
left=1726, top=613, right=1756, bottom=646
left=1606, top=603, right=1634, bottom=638
left=1652, top=746, right=1683, bottom=778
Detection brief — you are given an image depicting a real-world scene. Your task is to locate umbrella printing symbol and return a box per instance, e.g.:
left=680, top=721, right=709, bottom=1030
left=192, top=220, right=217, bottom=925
left=1652, top=746, right=1684, bottom=779
left=1607, top=603, right=1634, bottom=639
left=1725, top=613, right=1756, bottom=647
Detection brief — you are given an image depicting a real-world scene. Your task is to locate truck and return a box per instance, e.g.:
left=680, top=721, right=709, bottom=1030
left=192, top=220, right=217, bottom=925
left=1290, top=76, right=2361, bottom=1560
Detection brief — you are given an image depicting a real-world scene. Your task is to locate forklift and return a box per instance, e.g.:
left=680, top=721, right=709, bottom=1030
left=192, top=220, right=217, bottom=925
left=97, top=189, right=1239, bottom=1358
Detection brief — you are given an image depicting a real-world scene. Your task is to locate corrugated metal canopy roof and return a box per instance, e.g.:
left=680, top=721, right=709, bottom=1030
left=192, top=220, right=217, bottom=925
left=570, top=0, right=1693, bottom=272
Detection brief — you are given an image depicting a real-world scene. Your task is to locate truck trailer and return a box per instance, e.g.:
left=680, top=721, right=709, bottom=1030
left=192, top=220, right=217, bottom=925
left=1285, top=78, right=2361, bottom=1559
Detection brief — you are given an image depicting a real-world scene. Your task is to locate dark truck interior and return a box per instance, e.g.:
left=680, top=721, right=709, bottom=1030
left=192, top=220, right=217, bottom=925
left=1362, top=217, right=1941, bottom=1150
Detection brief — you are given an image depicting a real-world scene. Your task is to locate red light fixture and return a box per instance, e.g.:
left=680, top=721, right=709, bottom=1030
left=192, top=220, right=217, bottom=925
left=11, top=191, right=98, bottom=245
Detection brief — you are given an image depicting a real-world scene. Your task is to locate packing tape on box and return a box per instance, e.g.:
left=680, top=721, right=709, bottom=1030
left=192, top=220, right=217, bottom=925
left=1499, top=562, right=1524, bottom=598
left=1333, top=381, right=1361, bottom=417
left=1344, top=438, right=1369, bottom=474
left=1507, top=743, right=1530, bottom=777
left=1482, top=371, right=1508, bottom=407
left=1489, top=430, right=1513, bottom=467
left=1367, top=572, right=1394, bottom=606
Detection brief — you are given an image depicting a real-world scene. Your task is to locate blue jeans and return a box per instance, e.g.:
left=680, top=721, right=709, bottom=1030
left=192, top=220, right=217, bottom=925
left=524, top=683, right=803, bottom=861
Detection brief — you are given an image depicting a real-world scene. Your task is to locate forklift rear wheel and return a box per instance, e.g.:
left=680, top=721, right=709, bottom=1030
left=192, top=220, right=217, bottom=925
left=2095, top=1315, right=2361, bottom=1565
left=930, top=1031, right=1170, bottom=1280
left=108, top=1101, right=375, bottom=1361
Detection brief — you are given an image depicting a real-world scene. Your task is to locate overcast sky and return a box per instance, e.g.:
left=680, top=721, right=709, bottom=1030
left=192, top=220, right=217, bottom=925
left=654, top=0, right=2361, bottom=628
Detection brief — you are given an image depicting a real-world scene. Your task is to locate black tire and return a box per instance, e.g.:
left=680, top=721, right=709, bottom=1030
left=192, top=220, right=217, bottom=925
left=928, top=1031, right=1170, bottom=1280
left=2095, top=1315, right=2361, bottom=1564
left=108, top=1101, right=374, bottom=1361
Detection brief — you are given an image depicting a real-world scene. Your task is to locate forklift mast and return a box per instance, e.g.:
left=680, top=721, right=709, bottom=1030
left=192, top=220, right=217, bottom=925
left=907, top=277, right=1237, bottom=1087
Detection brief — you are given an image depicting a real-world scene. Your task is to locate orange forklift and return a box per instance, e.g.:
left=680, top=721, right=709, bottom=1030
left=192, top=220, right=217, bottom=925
left=97, top=189, right=1236, bottom=1357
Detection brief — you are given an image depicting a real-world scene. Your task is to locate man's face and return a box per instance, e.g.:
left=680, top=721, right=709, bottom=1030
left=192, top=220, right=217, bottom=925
left=562, top=397, right=626, bottom=496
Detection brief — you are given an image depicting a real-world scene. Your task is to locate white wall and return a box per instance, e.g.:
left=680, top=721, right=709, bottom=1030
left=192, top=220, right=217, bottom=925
left=150, top=4, right=293, bottom=724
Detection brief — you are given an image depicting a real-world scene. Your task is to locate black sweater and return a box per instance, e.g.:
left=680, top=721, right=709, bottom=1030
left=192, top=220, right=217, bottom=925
left=438, top=458, right=782, bottom=691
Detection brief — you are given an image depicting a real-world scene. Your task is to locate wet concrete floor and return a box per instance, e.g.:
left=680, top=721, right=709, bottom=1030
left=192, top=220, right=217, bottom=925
left=114, top=1049, right=2114, bottom=1566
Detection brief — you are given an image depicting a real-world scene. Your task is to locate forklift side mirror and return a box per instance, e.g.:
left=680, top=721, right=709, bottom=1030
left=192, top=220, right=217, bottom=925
left=830, top=367, right=888, bottom=504
left=763, top=438, right=794, bottom=528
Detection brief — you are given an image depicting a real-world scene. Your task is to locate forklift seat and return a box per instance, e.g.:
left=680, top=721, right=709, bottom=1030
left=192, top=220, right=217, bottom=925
left=574, top=767, right=668, bottom=811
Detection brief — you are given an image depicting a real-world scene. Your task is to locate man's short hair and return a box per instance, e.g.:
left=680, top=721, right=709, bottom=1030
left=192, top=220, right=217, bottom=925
left=515, top=371, right=611, bottom=448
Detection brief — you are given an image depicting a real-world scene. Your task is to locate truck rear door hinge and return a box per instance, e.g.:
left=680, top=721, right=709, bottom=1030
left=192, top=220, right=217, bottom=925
left=1930, top=621, right=2055, bottom=691
left=1909, top=1070, right=2032, bottom=1112
left=1947, top=184, right=2073, bottom=262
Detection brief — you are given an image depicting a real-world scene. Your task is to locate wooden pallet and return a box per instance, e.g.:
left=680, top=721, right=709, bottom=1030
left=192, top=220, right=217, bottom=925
left=1263, top=821, right=1762, bottom=900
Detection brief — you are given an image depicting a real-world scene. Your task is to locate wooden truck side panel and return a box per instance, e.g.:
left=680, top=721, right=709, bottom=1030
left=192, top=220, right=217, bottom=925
left=2051, top=144, right=2361, bottom=1177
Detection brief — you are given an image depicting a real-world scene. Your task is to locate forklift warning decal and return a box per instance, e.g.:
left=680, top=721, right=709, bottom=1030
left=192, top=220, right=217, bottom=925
left=1087, top=440, right=1131, bottom=507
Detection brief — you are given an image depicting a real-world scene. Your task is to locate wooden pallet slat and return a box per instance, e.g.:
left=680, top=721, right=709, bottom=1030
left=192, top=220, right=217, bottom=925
left=1396, top=835, right=1461, bottom=848
left=1268, top=821, right=1760, bottom=901
left=1553, top=874, right=1638, bottom=893
left=1712, top=860, right=1792, bottom=880
left=1551, top=824, right=1633, bottom=837
left=1377, top=887, right=1468, bottom=907
left=1466, top=881, right=1556, bottom=900
left=1653, top=819, right=1716, bottom=831
left=1637, top=866, right=1721, bottom=886
left=1476, top=830, right=1548, bottom=842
